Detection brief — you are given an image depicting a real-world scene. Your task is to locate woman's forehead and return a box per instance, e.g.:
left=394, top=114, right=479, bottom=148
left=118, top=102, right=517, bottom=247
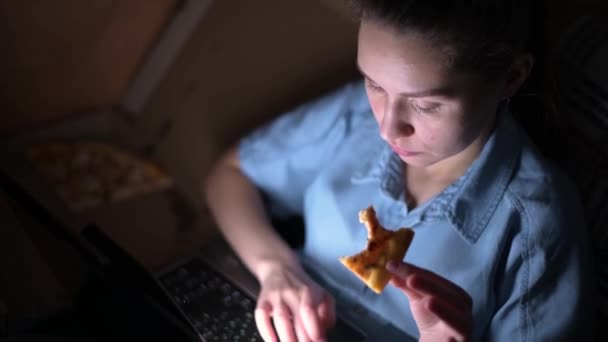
left=357, top=21, right=456, bottom=93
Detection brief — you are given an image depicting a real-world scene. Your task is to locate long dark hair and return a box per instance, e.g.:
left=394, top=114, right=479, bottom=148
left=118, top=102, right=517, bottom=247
left=350, top=0, right=562, bottom=163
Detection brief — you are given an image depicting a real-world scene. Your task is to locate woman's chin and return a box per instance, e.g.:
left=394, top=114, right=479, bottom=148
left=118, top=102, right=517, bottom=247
left=398, top=154, right=430, bottom=168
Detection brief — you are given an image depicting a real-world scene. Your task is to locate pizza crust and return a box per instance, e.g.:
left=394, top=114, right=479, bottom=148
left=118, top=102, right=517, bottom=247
left=339, top=206, right=414, bottom=294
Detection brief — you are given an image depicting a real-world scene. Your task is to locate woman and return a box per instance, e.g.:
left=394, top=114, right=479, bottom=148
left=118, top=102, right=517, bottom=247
left=204, top=1, right=593, bottom=340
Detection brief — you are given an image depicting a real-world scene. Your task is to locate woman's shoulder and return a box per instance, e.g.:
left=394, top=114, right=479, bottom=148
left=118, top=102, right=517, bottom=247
left=241, top=80, right=371, bottom=151
left=504, top=124, right=584, bottom=234
left=510, top=124, right=577, bottom=196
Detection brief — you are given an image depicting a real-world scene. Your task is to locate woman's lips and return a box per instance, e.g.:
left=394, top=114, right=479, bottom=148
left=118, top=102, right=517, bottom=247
left=390, top=145, right=419, bottom=157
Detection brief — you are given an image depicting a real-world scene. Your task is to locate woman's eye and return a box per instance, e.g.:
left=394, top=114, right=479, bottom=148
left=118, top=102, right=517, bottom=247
left=411, top=102, right=440, bottom=114
left=365, top=81, right=383, bottom=92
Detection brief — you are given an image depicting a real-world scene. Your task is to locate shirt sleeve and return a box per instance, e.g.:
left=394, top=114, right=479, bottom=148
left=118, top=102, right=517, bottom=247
left=238, top=80, right=368, bottom=215
left=487, top=185, right=594, bottom=341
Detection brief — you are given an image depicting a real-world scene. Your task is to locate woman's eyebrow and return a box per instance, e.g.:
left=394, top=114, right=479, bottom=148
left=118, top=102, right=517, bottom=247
left=398, top=87, right=456, bottom=98
left=357, top=64, right=456, bottom=98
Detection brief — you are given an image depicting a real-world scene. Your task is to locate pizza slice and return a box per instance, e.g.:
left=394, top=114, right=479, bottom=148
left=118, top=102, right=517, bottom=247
left=339, top=206, right=414, bottom=294
left=26, top=141, right=172, bottom=211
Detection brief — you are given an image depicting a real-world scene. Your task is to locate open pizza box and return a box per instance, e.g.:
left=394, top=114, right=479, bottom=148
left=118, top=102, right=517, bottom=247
left=0, top=109, right=225, bottom=325
left=0, top=109, right=218, bottom=278
left=0, top=0, right=223, bottom=280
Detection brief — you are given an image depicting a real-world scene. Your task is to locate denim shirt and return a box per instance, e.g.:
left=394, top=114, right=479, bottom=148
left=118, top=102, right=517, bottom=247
left=239, top=80, right=593, bottom=341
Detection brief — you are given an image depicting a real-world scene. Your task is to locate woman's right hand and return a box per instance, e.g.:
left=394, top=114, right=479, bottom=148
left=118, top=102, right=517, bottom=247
left=254, top=261, right=336, bottom=342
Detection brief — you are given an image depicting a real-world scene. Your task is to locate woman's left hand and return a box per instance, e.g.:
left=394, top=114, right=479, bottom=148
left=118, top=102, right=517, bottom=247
left=386, top=261, right=472, bottom=342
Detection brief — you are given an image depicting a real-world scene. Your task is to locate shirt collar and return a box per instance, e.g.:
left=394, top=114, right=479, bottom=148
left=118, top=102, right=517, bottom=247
left=350, top=132, right=403, bottom=199
left=351, top=111, right=522, bottom=243
left=446, top=112, right=521, bottom=243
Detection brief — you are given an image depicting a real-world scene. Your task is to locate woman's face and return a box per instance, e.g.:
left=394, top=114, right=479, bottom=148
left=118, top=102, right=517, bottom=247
left=357, top=20, right=505, bottom=169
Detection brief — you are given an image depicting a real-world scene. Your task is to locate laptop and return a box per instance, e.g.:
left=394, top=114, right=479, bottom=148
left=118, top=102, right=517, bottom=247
left=0, top=170, right=414, bottom=341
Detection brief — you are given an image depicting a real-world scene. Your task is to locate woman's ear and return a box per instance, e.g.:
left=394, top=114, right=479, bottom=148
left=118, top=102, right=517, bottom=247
left=503, top=53, right=534, bottom=99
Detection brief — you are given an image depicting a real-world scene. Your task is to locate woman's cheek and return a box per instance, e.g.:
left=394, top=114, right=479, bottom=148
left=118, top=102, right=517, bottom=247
left=416, top=126, right=437, bottom=148
left=368, top=99, right=384, bottom=121
left=419, top=127, right=457, bottom=156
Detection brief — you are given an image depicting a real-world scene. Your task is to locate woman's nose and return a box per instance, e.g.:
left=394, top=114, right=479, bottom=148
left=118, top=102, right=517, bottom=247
left=379, top=103, right=414, bottom=143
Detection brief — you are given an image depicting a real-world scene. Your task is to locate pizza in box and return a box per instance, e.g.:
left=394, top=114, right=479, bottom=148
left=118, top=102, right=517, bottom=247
left=25, top=141, right=172, bottom=212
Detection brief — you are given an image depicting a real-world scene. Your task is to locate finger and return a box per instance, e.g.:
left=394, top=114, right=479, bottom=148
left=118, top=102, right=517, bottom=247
left=386, top=260, right=409, bottom=280
left=318, top=292, right=336, bottom=330
left=255, top=301, right=277, bottom=342
left=299, top=287, right=324, bottom=341
left=390, top=273, right=472, bottom=341
left=388, top=273, right=424, bottom=301
left=272, top=301, right=297, bottom=342
left=408, top=271, right=472, bottom=310
left=427, top=296, right=471, bottom=341
left=388, top=262, right=471, bottom=309
left=406, top=263, right=471, bottom=305
left=293, top=314, right=312, bottom=342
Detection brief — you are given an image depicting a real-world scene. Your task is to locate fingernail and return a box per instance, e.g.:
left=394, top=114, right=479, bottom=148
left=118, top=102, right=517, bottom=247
left=386, top=260, right=398, bottom=271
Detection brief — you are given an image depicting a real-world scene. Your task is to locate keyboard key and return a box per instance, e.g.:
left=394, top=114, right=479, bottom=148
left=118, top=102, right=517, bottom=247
left=221, top=283, right=232, bottom=294
left=241, top=298, right=253, bottom=310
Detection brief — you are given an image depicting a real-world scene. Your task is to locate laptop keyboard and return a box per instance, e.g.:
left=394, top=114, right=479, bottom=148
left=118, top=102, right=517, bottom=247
left=160, top=258, right=262, bottom=342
